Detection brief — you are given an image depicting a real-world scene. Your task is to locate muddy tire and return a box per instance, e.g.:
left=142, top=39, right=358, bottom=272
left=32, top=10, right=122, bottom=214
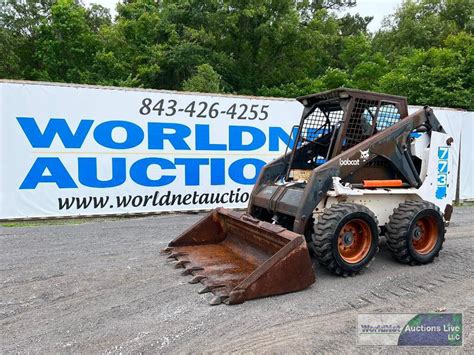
left=312, top=203, right=379, bottom=276
left=385, top=200, right=445, bottom=265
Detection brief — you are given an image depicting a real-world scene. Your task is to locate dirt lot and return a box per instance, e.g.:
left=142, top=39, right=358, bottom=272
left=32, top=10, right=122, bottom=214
left=1, top=207, right=473, bottom=353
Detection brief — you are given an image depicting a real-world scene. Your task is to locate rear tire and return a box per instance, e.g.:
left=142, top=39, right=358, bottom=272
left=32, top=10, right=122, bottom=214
left=312, top=203, right=379, bottom=276
left=385, top=200, right=445, bottom=265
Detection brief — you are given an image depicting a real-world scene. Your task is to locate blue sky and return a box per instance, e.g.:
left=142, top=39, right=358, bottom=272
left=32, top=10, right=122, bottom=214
left=84, top=0, right=403, bottom=32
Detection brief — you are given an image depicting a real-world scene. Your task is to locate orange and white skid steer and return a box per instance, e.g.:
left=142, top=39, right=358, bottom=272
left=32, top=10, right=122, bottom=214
left=162, top=89, right=455, bottom=305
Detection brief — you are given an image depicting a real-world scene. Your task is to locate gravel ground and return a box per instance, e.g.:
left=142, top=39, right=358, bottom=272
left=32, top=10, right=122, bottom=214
left=1, top=207, right=473, bottom=353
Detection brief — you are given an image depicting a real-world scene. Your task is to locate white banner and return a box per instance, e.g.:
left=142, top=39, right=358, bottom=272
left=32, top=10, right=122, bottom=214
left=0, top=81, right=300, bottom=219
left=0, top=81, right=472, bottom=219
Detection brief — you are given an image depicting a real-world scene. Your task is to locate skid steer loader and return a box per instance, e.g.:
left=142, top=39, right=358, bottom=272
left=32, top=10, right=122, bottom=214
left=161, top=88, right=455, bottom=305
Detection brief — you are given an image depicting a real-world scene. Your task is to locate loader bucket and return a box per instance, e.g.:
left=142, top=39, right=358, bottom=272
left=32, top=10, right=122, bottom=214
left=161, top=208, right=315, bottom=305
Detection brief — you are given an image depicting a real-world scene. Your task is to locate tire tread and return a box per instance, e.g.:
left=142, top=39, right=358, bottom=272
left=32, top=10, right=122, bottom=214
left=385, top=200, right=445, bottom=265
left=312, top=203, right=379, bottom=276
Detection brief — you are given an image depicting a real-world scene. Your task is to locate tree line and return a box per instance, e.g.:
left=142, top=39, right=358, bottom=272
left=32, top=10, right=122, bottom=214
left=1, top=0, right=472, bottom=109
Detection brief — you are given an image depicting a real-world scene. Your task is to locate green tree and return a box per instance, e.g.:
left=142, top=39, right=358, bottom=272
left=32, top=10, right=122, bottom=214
left=371, top=0, right=473, bottom=108
left=94, top=0, right=222, bottom=89
left=182, top=64, right=223, bottom=93
left=33, top=0, right=100, bottom=82
left=320, top=67, right=349, bottom=89
left=0, top=0, right=103, bottom=83
left=378, top=37, right=473, bottom=109
left=0, top=0, right=54, bottom=79
left=338, top=13, right=373, bottom=36
left=350, top=54, right=388, bottom=90
left=0, top=0, right=472, bottom=109
left=86, top=4, right=112, bottom=32
left=297, top=0, right=356, bottom=22
left=103, top=0, right=346, bottom=93
left=0, top=28, right=22, bottom=78
left=374, top=0, right=472, bottom=56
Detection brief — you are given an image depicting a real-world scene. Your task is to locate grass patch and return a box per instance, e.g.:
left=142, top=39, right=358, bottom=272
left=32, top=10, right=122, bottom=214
left=1, top=216, right=126, bottom=228
left=1, top=219, right=87, bottom=228
left=454, top=201, right=474, bottom=207
left=0, top=211, right=198, bottom=228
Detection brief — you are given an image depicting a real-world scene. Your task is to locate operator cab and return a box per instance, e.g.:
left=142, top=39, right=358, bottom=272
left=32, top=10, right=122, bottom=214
left=286, top=88, right=409, bottom=185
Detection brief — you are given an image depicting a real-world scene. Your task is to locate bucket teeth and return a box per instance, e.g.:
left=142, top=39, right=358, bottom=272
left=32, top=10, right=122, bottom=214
left=167, top=252, right=188, bottom=259
left=198, top=286, right=211, bottom=294
left=209, top=295, right=228, bottom=306
left=173, top=260, right=190, bottom=269
left=159, top=247, right=173, bottom=254
left=181, top=267, right=204, bottom=276
left=189, top=275, right=206, bottom=284
left=160, top=208, right=316, bottom=305
left=199, top=284, right=226, bottom=294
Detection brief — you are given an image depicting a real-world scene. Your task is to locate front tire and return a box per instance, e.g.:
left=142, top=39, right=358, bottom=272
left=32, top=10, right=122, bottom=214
left=312, top=203, right=379, bottom=276
left=385, top=200, right=445, bottom=265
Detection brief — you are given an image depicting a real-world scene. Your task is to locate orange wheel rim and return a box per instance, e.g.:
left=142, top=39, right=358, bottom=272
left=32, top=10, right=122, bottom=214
left=337, top=219, right=372, bottom=263
left=411, top=215, right=438, bottom=255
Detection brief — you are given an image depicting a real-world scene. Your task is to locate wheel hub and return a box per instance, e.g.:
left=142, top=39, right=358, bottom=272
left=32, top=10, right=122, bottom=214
left=337, top=220, right=372, bottom=264
left=343, top=232, right=354, bottom=246
left=413, top=226, right=422, bottom=240
left=411, top=216, right=438, bottom=255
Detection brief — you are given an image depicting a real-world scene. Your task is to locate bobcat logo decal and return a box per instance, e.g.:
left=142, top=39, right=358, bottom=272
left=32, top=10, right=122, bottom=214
left=360, top=149, right=370, bottom=162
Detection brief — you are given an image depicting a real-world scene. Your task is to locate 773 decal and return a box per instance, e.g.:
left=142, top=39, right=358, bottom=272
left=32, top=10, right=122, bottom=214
left=436, top=147, right=449, bottom=199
